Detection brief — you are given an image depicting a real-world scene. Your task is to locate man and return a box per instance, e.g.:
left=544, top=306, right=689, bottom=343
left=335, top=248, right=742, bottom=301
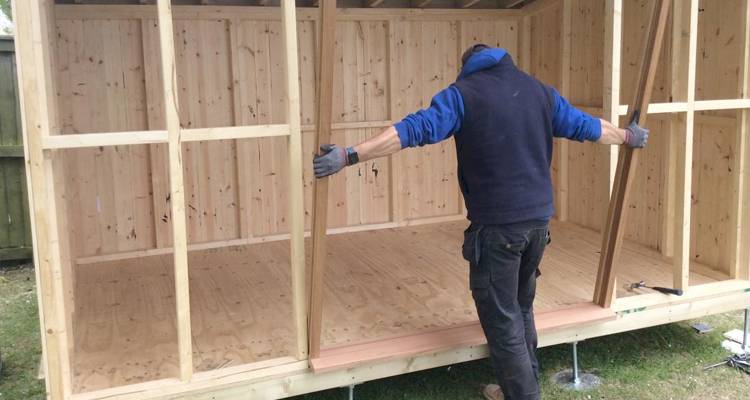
left=313, top=45, right=647, bottom=400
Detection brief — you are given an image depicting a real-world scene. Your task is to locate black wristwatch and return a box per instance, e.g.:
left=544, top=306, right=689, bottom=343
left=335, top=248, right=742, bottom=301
left=345, top=146, right=359, bottom=165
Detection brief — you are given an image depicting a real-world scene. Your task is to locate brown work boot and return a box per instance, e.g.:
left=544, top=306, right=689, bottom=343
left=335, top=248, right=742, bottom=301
left=480, top=383, right=504, bottom=400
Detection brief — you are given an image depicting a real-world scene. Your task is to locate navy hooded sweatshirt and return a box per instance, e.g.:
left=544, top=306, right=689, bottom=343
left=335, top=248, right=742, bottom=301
left=393, top=48, right=601, bottom=225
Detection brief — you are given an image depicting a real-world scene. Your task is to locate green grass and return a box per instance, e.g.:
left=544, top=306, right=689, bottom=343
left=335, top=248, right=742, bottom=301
left=0, top=265, right=45, bottom=400
left=0, top=265, right=747, bottom=400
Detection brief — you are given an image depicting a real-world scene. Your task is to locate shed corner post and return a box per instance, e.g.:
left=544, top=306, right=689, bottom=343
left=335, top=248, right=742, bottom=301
left=593, top=0, right=623, bottom=307
left=13, top=0, right=74, bottom=398
left=280, top=0, right=309, bottom=361
left=557, top=0, right=572, bottom=222
left=671, top=0, right=698, bottom=292
left=731, top=0, right=750, bottom=281
left=155, top=0, right=194, bottom=382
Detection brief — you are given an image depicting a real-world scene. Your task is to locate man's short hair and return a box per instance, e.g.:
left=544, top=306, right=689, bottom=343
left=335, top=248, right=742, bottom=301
left=461, top=44, right=490, bottom=66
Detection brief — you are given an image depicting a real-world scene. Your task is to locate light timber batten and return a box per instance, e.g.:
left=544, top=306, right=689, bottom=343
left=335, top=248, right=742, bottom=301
left=308, top=0, right=337, bottom=360
left=155, top=0, right=193, bottom=381
left=17, top=1, right=750, bottom=399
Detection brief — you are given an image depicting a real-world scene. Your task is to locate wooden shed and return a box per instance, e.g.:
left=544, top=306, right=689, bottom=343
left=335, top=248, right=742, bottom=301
left=13, top=0, right=750, bottom=399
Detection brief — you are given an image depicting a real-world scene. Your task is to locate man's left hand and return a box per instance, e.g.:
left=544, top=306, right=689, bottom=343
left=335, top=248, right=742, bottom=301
left=624, top=121, right=648, bottom=148
left=313, top=144, right=347, bottom=178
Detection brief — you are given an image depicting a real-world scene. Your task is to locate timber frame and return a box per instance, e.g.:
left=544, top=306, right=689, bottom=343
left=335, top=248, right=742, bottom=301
left=12, top=0, right=750, bottom=399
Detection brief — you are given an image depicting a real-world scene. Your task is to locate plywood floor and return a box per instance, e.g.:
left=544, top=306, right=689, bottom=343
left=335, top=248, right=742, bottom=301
left=71, top=220, right=724, bottom=393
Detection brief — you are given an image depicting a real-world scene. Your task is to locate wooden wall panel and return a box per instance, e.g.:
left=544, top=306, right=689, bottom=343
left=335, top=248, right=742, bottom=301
left=56, top=19, right=155, bottom=257
left=690, top=116, right=736, bottom=272
left=328, top=21, right=391, bottom=228
left=621, top=0, right=671, bottom=104
left=623, top=117, right=670, bottom=249
left=174, top=20, right=240, bottom=243
left=392, top=20, right=461, bottom=221
left=235, top=20, right=292, bottom=237
left=54, top=7, right=520, bottom=258
left=695, top=0, right=744, bottom=102
left=568, top=0, right=604, bottom=107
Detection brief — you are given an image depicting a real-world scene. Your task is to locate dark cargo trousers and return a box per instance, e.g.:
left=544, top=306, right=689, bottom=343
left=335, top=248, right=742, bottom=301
left=462, top=221, right=550, bottom=400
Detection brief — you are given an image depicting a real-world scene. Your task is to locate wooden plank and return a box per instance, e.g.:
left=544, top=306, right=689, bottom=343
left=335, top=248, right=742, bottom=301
left=602, top=0, right=622, bottom=195
left=310, top=303, right=615, bottom=373
left=156, top=0, right=193, bottom=382
left=55, top=5, right=522, bottom=21
left=13, top=0, right=73, bottom=398
left=42, top=130, right=168, bottom=149
left=181, top=124, right=290, bottom=142
left=661, top=0, right=690, bottom=259
left=594, top=0, right=672, bottom=307
left=308, top=0, right=337, bottom=360
left=280, top=0, right=308, bottom=361
left=672, top=0, right=698, bottom=291
left=730, top=0, right=750, bottom=280
left=557, top=0, right=572, bottom=221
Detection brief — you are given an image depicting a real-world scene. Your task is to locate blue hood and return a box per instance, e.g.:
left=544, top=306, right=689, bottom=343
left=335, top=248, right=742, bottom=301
left=458, top=47, right=508, bottom=80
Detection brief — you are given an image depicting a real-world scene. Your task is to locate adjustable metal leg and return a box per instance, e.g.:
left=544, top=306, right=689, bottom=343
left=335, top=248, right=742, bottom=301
left=572, top=341, right=581, bottom=386
left=348, top=384, right=355, bottom=400
left=552, top=341, right=600, bottom=390
left=743, top=308, right=749, bottom=353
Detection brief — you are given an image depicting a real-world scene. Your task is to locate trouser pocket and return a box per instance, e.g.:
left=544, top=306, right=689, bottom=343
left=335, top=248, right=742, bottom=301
left=462, top=225, right=483, bottom=265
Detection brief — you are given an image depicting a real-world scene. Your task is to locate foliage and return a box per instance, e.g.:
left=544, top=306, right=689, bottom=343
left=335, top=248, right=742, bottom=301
left=0, top=0, right=10, bottom=22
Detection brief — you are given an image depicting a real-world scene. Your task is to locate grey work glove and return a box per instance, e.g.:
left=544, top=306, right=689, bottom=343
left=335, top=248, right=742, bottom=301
left=313, top=144, right=347, bottom=178
left=624, top=121, right=649, bottom=148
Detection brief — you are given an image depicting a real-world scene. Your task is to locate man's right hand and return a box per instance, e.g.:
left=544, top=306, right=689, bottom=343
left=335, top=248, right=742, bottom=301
left=624, top=121, right=649, bottom=148
left=313, top=144, right=347, bottom=178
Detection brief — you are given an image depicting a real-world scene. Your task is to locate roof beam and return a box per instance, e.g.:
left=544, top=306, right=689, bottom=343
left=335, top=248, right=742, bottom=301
left=413, top=0, right=432, bottom=8
left=367, top=0, right=386, bottom=7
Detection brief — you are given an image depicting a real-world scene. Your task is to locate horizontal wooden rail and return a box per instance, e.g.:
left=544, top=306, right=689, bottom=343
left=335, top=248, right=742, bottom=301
left=56, top=5, right=522, bottom=21
left=301, top=120, right=392, bottom=132
left=41, top=124, right=290, bottom=149
left=310, top=302, right=615, bottom=373
left=617, top=99, right=750, bottom=116
left=42, top=130, right=168, bottom=149
left=694, top=98, right=750, bottom=111
left=181, top=124, right=289, bottom=142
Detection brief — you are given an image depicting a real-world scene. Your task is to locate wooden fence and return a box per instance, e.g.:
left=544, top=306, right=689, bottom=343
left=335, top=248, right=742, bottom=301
left=0, top=36, right=32, bottom=262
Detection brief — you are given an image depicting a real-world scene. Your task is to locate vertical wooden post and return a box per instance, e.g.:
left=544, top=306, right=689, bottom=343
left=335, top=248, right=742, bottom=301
left=672, top=0, right=698, bottom=291
left=732, top=0, right=750, bottom=277
left=557, top=0, right=572, bottom=221
left=280, top=0, right=308, bottom=360
left=594, top=0, right=672, bottom=307
left=662, top=1, right=687, bottom=259
left=730, top=0, right=750, bottom=280
left=13, top=0, right=73, bottom=398
left=309, top=0, right=337, bottom=359
left=603, top=0, right=622, bottom=195
left=155, top=0, right=193, bottom=381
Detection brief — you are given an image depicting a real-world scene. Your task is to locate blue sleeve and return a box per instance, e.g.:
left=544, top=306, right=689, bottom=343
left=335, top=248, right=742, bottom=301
left=550, top=87, right=602, bottom=142
left=393, top=85, right=464, bottom=148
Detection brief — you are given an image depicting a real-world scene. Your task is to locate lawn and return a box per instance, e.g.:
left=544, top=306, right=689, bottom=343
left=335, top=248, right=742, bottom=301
left=1, top=265, right=747, bottom=400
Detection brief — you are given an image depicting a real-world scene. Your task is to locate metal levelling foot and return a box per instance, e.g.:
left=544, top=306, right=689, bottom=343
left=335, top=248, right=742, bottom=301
left=743, top=308, right=749, bottom=354
left=552, top=341, right=601, bottom=390
left=348, top=384, right=355, bottom=400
